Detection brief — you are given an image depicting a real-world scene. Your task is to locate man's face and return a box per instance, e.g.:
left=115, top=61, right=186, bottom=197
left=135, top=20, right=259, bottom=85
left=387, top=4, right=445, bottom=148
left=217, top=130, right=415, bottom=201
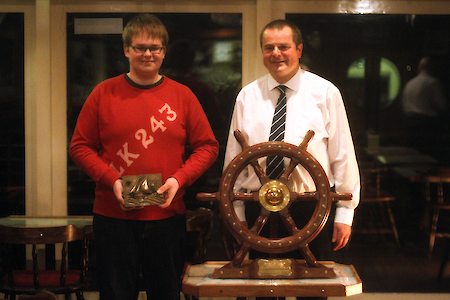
left=262, top=26, right=303, bottom=84
left=124, top=34, right=166, bottom=80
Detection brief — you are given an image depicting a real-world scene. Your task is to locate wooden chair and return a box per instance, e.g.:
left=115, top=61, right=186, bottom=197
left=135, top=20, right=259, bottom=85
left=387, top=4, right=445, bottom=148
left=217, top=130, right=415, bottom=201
left=17, top=290, right=57, bottom=300
left=353, top=166, right=400, bottom=245
left=423, top=170, right=450, bottom=257
left=185, top=207, right=214, bottom=264
left=183, top=208, right=214, bottom=300
left=0, top=224, right=92, bottom=300
left=438, top=239, right=450, bottom=282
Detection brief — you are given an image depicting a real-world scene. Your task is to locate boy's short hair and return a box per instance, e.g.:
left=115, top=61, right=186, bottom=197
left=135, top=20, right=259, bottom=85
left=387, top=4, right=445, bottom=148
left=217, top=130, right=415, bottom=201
left=122, top=14, right=169, bottom=47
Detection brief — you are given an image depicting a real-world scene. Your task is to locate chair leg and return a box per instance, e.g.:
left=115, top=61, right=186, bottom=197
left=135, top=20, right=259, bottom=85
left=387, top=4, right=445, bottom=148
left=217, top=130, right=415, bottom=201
left=76, top=291, right=85, bottom=300
left=386, top=202, right=400, bottom=246
left=429, top=208, right=440, bottom=257
left=420, top=205, right=431, bottom=232
left=438, top=239, right=450, bottom=282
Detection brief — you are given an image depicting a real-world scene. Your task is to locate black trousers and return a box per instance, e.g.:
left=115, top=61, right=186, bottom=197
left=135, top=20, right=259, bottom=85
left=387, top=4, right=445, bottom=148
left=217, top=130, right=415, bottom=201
left=246, top=200, right=334, bottom=300
left=93, top=213, right=187, bottom=300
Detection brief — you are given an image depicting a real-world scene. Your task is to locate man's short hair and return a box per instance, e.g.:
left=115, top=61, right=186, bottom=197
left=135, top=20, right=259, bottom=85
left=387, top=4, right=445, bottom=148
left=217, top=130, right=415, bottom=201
left=122, top=14, right=169, bottom=47
left=260, top=19, right=303, bottom=48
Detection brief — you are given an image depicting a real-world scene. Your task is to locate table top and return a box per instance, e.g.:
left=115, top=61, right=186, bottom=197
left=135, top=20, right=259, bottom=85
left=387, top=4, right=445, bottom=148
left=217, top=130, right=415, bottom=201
left=365, top=146, right=421, bottom=157
left=364, top=146, right=439, bottom=165
left=376, top=154, right=438, bottom=165
left=0, top=215, right=93, bottom=228
left=182, top=261, right=362, bottom=298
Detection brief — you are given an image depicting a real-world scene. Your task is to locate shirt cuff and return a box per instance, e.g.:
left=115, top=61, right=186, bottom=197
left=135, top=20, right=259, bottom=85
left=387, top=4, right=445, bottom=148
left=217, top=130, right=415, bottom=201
left=334, top=206, right=355, bottom=226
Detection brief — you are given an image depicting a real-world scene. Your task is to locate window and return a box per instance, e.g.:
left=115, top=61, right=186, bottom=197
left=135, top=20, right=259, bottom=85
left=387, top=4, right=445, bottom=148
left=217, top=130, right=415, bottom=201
left=287, top=14, right=450, bottom=148
left=0, top=13, right=24, bottom=216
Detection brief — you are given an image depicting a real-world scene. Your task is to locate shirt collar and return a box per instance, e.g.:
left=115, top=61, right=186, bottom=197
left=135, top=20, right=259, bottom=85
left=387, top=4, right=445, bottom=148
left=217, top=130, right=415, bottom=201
left=268, top=67, right=304, bottom=92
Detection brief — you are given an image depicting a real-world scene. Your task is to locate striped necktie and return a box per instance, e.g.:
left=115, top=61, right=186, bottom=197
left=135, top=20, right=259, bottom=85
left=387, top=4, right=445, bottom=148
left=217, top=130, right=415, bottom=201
left=266, top=85, right=287, bottom=179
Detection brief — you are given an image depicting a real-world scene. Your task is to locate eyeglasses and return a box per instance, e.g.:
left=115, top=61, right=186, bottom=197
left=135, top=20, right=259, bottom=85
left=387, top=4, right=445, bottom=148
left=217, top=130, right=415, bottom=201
left=129, top=45, right=164, bottom=54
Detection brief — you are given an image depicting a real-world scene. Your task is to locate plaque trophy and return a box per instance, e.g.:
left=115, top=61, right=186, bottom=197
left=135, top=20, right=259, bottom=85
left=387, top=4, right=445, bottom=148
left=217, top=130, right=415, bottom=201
left=122, top=174, right=165, bottom=207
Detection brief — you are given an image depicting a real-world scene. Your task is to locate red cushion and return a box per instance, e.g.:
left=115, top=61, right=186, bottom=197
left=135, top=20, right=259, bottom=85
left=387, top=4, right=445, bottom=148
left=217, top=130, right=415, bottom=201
left=3, top=270, right=81, bottom=287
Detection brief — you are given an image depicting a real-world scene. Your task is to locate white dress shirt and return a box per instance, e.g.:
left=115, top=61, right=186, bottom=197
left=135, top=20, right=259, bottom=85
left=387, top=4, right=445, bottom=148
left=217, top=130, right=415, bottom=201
left=402, top=72, right=447, bottom=117
left=224, top=68, right=360, bottom=226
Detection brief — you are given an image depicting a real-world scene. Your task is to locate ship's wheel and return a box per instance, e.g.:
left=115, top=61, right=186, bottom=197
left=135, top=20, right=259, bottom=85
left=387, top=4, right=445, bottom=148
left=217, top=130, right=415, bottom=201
left=197, top=130, right=352, bottom=278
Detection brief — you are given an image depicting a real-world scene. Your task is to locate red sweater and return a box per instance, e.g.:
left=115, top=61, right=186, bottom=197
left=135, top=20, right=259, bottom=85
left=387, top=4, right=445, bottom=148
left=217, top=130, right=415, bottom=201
left=69, top=75, right=219, bottom=220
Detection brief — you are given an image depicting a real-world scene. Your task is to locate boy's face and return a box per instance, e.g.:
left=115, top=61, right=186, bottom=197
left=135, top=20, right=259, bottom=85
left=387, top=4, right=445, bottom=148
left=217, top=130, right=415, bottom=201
left=124, top=34, right=166, bottom=81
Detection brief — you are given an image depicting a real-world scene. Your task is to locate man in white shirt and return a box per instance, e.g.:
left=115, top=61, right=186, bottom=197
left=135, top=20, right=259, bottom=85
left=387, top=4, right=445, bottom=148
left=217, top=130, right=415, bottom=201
left=402, top=57, right=447, bottom=154
left=224, top=19, right=360, bottom=282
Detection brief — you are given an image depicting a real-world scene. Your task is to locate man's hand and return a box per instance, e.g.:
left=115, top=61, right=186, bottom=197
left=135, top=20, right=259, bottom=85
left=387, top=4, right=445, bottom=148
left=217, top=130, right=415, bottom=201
left=157, top=177, right=180, bottom=208
left=332, top=222, right=352, bottom=251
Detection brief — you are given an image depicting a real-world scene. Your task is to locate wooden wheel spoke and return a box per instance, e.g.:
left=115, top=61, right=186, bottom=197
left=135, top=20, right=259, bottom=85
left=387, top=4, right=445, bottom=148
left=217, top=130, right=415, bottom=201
left=279, top=158, right=299, bottom=184
left=290, top=191, right=318, bottom=203
left=232, top=244, right=251, bottom=267
left=233, top=130, right=271, bottom=184
left=250, top=208, right=271, bottom=235
left=233, top=192, right=260, bottom=202
left=299, top=130, right=315, bottom=150
left=279, top=209, right=300, bottom=235
left=198, top=192, right=262, bottom=202
left=332, top=192, right=353, bottom=201
left=300, top=245, right=320, bottom=267
left=249, top=159, right=271, bottom=185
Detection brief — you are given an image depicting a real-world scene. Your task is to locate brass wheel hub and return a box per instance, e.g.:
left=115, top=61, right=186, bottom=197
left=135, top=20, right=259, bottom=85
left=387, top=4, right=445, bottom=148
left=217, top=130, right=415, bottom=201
left=259, top=180, right=290, bottom=212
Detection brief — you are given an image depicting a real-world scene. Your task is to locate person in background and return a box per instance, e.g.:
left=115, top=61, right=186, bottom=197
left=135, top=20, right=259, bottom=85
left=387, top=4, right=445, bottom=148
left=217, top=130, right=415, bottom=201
left=69, top=14, right=218, bottom=300
left=224, top=19, right=360, bottom=300
left=165, top=39, right=226, bottom=142
left=402, top=57, right=447, bottom=156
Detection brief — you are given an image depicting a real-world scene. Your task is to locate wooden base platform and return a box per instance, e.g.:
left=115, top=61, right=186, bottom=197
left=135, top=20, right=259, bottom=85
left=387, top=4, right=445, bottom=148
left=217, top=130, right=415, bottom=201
left=182, top=261, right=362, bottom=298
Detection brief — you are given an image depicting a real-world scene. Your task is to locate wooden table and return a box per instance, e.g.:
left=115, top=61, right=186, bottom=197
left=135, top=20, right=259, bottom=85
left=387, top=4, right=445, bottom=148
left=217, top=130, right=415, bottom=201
left=365, top=146, right=439, bottom=166
left=0, top=215, right=93, bottom=228
left=182, top=261, right=362, bottom=298
left=0, top=215, right=93, bottom=269
left=364, top=146, right=440, bottom=183
left=365, top=146, right=421, bottom=157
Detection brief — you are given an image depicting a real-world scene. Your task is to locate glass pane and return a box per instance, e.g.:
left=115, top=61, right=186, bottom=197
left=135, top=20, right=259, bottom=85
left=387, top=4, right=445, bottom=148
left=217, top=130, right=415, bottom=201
left=67, top=13, right=242, bottom=215
left=0, top=13, right=25, bottom=216
left=346, top=57, right=401, bottom=109
left=287, top=14, right=450, bottom=155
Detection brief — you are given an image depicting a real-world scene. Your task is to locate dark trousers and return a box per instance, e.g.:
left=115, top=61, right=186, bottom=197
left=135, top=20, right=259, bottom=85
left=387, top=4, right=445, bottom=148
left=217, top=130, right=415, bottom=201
left=93, top=213, right=187, bottom=300
left=246, top=200, right=334, bottom=300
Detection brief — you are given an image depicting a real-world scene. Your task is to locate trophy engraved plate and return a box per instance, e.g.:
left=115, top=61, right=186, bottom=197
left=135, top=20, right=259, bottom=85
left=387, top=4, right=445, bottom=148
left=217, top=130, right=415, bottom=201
left=122, top=174, right=164, bottom=207
left=257, top=259, right=293, bottom=277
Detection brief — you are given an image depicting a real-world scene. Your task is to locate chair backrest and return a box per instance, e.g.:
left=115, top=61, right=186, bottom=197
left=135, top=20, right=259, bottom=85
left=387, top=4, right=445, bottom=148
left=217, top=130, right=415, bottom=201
left=0, top=224, right=91, bottom=298
left=360, top=167, right=390, bottom=199
left=423, top=169, right=450, bottom=206
left=185, top=207, right=214, bottom=264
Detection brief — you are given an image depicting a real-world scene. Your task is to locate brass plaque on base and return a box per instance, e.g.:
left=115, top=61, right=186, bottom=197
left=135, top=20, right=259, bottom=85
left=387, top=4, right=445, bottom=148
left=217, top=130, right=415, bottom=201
left=122, top=174, right=164, bottom=207
left=212, top=259, right=336, bottom=279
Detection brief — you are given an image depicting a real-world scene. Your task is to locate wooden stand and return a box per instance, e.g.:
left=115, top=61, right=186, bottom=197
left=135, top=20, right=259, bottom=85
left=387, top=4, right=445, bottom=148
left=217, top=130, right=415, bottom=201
left=183, top=261, right=362, bottom=298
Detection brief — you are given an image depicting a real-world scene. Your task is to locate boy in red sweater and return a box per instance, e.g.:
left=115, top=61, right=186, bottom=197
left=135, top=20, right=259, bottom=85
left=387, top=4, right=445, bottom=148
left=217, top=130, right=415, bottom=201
left=69, top=14, right=218, bottom=300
